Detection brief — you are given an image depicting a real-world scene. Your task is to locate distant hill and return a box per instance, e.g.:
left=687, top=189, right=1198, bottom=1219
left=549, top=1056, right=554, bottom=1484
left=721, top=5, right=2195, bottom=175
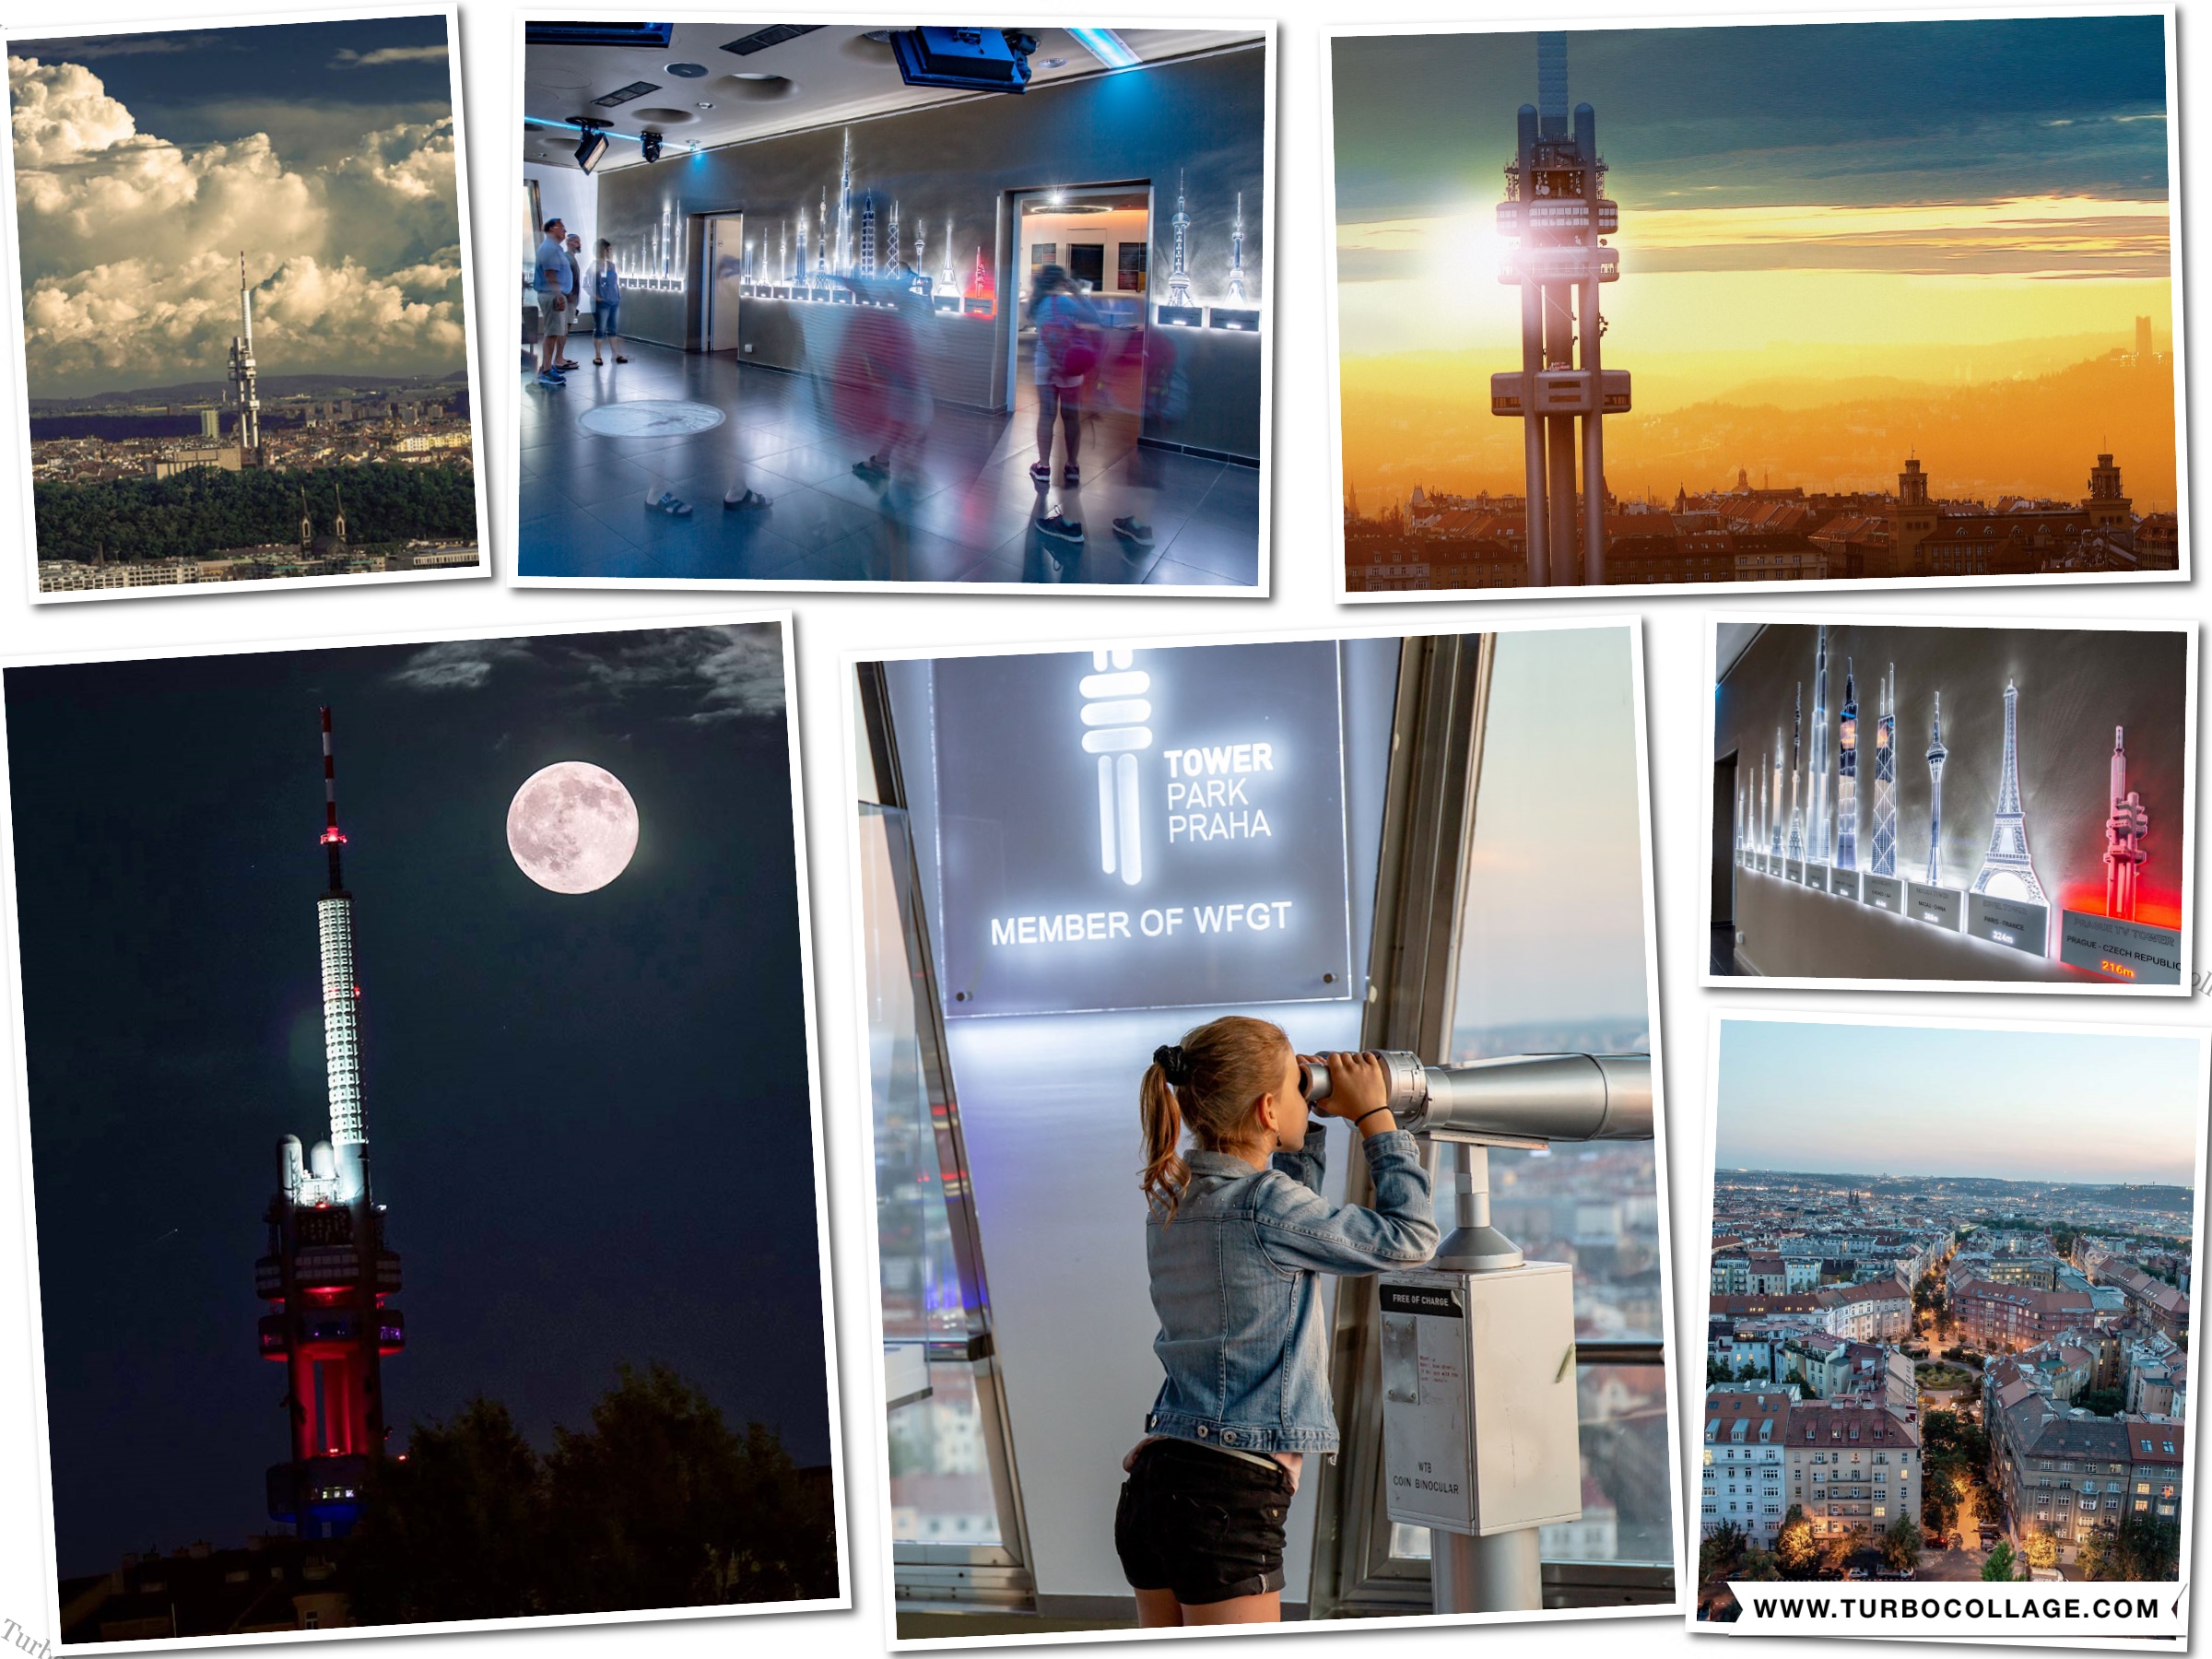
left=32, top=371, right=470, bottom=411
left=1720, top=1168, right=2194, bottom=1213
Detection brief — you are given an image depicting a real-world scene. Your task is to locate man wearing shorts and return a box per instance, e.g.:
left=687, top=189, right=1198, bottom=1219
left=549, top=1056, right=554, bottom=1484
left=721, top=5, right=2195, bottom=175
left=534, top=218, right=571, bottom=387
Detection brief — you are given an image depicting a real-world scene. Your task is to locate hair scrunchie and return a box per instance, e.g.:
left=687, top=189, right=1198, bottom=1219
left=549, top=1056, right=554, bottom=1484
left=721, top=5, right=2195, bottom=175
left=1152, top=1043, right=1189, bottom=1086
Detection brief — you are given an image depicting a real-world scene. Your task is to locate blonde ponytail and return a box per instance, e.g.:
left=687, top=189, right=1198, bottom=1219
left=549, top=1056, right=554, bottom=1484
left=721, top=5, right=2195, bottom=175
left=1137, top=1016, right=1292, bottom=1221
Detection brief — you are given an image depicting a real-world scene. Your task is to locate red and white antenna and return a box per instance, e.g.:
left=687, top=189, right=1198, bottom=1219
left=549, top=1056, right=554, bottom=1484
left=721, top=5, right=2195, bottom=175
left=319, top=707, right=347, bottom=890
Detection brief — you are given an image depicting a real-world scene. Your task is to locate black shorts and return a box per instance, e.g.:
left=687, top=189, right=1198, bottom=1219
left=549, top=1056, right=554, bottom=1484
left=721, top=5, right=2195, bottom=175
left=1113, top=1437, right=1292, bottom=1606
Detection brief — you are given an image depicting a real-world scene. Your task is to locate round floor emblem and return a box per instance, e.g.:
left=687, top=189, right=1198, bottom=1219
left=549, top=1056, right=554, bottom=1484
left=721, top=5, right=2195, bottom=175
left=577, top=399, right=727, bottom=437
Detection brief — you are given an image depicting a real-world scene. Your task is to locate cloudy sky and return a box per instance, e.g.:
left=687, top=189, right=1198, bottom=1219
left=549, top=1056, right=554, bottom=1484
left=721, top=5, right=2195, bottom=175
left=9, top=17, right=468, bottom=398
left=1332, top=17, right=2171, bottom=361
left=1716, top=1019, right=2204, bottom=1186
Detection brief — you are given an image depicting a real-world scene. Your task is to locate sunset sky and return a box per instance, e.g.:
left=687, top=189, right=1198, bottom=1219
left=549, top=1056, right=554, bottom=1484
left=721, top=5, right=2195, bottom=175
left=1716, top=1019, right=2203, bottom=1187
left=1333, top=17, right=2175, bottom=507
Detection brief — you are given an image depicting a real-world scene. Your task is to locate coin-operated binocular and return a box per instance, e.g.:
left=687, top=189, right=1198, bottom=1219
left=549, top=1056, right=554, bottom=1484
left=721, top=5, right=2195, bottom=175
left=1305, top=1052, right=1653, bottom=1617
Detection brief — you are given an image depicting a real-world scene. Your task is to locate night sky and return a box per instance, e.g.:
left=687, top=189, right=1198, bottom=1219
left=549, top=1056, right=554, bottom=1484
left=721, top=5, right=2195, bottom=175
left=4, top=625, right=830, bottom=1577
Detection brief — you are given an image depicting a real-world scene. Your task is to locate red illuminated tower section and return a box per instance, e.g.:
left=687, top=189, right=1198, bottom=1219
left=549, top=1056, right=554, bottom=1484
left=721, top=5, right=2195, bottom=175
left=256, top=708, right=402, bottom=1537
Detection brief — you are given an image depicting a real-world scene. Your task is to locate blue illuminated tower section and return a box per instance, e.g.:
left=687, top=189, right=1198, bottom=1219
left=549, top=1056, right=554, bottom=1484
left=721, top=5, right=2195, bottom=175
left=1836, top=659, right=1858, bottom=871
left=258, top=708, right=402, bottom=1538
left=1970, top=680, right=2048, bottom=906
left=1924, top=692, right=1947, bottom=886
left=1081, top=651, right=1151, bottom=886
left=1871, top=665, right=1897, bottom=876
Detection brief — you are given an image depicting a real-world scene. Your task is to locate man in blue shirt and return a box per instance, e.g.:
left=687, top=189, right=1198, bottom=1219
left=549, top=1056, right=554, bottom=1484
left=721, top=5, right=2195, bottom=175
left=533, top=218, right=571, bottom=387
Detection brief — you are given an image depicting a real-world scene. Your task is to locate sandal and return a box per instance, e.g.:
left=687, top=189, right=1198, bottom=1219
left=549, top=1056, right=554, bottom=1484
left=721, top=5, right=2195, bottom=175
left=724, top=488, right=771, bottom=511
left=645, top=489, right=692, bottom=517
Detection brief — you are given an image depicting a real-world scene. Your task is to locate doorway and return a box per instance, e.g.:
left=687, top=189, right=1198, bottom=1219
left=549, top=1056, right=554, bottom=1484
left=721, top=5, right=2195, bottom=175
left=1004, top=184, right=1149, bottom=420
left=700, top=211, right=746, bottom=354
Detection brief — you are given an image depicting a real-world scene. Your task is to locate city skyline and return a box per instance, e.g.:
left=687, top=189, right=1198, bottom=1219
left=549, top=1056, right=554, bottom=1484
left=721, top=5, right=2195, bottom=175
left=9, top=18, right=469, bottom=399
left=1333, top=18, right=2176, bottom=512
left=1716, top=1019, right=2205, bottom=1187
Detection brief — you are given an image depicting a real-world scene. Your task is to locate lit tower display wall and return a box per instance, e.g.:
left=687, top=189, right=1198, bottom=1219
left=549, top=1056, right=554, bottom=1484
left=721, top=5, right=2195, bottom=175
left=1488, top=30, right=1628, bottom=588
left=1836, top=659, right=1857, bottom=871
left=2105, top=725, right=2148, bottom=921
left=1871, top=665, right=1897, bottom=877
left=1969, top=680, right=2048, bottom=908
left=228, top=251, right=262, bottom=463
left=257, top=708, right=403, bottom=1539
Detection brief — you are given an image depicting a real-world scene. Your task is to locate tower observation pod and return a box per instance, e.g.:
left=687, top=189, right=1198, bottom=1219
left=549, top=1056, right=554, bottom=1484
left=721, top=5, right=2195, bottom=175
left=1489, top=31, right=1628, bottom=586
left=255, top=708, right=402, bottom=1538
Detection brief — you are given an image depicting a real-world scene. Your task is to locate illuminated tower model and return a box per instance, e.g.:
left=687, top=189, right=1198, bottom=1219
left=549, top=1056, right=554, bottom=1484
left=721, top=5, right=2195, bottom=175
left=1924, top=692, right=1947, bottom=887
left=229, top=252, right=262, bottom=464
left=1769, top=731, right=1783, bottom=856
left=1227, top=193, right=1247, bottom=303
left=887, top=201, right=900, bottom=279
left=2105, top=725, right=2148, bottom=921
left=1871, top=665, right=1897, bottom=877
left=1969, top=681, right=2048, bottom=908
left=1082, top=650, right=1150, bottom=885
left=779, top=219, right=788, bottom=284
left=913, top=221, right=929, bottom=295
left=795, top=209, right=810, bottom=297
left=817, top=192, right=830, bottom=284
left=1836, top=659, right=1858, bottom=871
left=1786, top=684, right=1805, bottom=861
left=1809, top=629, right=1830, bottom=863
left=1167, top=171, right=1192, bottom=306
left=1490, top=31, right=1626, bottom=587
left=860, top=193, right=878, bottom=278
left=835, top=129, right=853, bottom=275
left=940, top=218, right=957, bottom=296
left=258, top=709, right=403, bottom=1539
left=968, top=247, right=994, bottom=312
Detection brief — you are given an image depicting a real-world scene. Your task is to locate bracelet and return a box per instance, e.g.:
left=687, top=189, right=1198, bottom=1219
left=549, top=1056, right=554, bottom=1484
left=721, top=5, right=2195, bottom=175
left=1353, top=1107, right=1391, bottom=1131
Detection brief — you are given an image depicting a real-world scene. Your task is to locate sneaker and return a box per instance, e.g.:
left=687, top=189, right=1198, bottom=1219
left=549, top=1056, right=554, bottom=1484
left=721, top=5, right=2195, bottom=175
left=1061, top=465, right=1081, bottom=488
left=535, top=371, right=565, bottom=388
left=645, top=489, right=692, bottom=517
left=724, top=488, right=771, bottom=511
left=1028, top=461, right=1053, bottom=486
left=853, top=457, right=890, bottom=485
left=1037, top=512, right=1083, bottom=543
left=1112, top=516, right=1155, bottom=547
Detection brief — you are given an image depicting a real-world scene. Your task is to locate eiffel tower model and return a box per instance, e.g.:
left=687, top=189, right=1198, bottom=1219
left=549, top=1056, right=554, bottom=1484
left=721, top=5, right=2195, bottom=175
left=1969, top=679, right=2048, bottom=907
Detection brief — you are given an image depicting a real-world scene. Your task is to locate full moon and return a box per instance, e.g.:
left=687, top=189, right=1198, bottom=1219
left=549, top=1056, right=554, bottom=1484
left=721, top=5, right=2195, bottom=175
left=506, top=762, right=640, bottom=894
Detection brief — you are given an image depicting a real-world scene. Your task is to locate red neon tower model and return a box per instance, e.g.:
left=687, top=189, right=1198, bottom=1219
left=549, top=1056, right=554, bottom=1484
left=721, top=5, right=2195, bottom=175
left=256, top=707, right=403, bottom=1537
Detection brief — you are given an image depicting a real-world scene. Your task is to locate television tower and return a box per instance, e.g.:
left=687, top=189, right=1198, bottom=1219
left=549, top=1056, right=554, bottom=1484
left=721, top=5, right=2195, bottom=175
left=228, top=252, right=262, bottom=464
left=1490, top=31, right=1627, bottom=587
left=1970, top=681, right=2048, bottom=907
left=835, top=128, right=853, bottom=276
left=1871, top=665, right=1897, bottom=876
left=1809, top=629, right=1830, bottom=863
left=1227, top=192, right=1247, bottom=304
left=2105, top=725, right=2148, bottom=920
left=887, top=200, right=900, bottom=279
left=257, top=708, right=403, bottom=1538
left=859, top=193, right=878, bottom=278
left=1786, top=684, right=1805, bottom=860
left=1924, top=692, right=1948, bottom=887
left=1167, top=171, right=1192, bottom=306
left=1836, top=659, right=1858, bottom=870
left=1769, top=730, right=1783, bottom=856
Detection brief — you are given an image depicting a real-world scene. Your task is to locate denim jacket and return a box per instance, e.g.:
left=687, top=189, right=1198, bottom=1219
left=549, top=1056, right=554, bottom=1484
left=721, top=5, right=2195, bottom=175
left=1143, top=1126, right=1438, bottom=1453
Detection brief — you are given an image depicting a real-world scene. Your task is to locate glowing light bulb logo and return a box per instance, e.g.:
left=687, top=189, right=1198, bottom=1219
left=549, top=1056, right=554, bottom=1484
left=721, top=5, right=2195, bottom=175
left=1080, top=649, right=1151, bottom=885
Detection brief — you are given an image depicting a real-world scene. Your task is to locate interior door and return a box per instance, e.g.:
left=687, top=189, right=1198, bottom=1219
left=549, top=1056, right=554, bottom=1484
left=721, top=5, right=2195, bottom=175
left=703, top=213, right=745, bottom=353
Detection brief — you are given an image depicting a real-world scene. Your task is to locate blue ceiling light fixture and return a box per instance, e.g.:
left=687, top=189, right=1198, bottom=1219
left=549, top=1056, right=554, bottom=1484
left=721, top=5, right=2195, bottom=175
left=1067, top=28, right=1142, bottom=70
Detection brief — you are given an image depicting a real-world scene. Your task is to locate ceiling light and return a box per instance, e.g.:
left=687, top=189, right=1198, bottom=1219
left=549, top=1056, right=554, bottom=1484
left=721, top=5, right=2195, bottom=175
left=1068, top=28, right=1141, bottom=70
left=665, top=62, right=709, bottom=78
left=696, top=100, right=714, bottom=109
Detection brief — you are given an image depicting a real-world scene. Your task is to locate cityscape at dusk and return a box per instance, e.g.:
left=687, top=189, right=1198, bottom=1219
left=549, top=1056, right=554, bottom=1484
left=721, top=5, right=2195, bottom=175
left=1332, top=18, right=2178, bottom=591
left=1700, top=1018, right=2201, bottom=1606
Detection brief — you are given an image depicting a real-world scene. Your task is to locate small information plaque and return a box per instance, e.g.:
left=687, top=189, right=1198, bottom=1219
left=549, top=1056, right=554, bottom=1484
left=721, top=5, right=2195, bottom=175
left=1966, top=893, right=2049, bottom=958
left=1829, top=868, right=1861, bottom=902
left=1908, top=882, right=1961, bottom=931
left=1785, top=858, right=1805, bottom=883
left=2058, top=910, right=2184, bottom=986
left=1860, top=873, right=1904, bottom=913
left=1804, top=864, right=1830, bottom=893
